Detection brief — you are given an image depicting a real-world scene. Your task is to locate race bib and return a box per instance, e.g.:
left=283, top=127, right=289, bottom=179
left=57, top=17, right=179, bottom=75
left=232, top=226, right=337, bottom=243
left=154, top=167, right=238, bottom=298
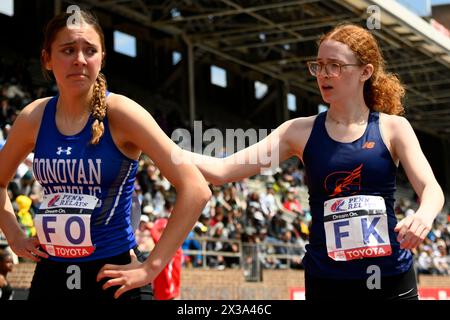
left=35, top=193, right=98, bottom=258
left=324, top=195, right=392, bottom=261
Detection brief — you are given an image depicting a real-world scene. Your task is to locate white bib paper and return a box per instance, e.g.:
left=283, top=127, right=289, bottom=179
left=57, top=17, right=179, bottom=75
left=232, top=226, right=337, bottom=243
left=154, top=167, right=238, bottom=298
left=35, top=193, right=98, bottom=258
left=324, top=195, right=392, bottom=261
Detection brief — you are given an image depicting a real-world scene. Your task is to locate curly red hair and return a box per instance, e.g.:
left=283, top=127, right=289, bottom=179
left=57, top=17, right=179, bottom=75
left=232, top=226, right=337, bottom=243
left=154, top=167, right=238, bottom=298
left=320, top=24, right=405, bottom=115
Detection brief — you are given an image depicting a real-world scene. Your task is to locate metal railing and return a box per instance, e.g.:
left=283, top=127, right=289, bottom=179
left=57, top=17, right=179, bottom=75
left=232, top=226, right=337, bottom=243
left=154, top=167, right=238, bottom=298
left=182, top=236, right=306, bottom=281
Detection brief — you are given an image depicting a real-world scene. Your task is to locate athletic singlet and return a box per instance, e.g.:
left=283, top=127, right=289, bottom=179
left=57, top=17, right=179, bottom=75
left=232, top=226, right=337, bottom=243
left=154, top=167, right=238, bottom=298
left=33, top=94, right=138, bottom=262
left=302, top=111, right=412, bottom=279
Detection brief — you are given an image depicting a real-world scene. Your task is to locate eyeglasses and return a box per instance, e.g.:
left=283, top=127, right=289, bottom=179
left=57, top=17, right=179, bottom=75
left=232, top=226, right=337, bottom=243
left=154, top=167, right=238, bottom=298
left=307, top=61, right=361, bottom=77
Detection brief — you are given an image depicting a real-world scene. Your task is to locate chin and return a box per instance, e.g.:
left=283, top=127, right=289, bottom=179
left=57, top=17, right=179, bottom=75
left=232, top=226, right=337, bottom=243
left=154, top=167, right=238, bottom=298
left=320, top=94, right=333, bottom=104
left=67, top=82, right=92, bottom=94
left=322, top=92, right=343, bottom=105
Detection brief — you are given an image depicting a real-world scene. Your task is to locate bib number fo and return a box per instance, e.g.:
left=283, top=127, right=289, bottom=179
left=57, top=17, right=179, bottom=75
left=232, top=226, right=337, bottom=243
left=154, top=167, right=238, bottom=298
left=324, top=195, right=392, bottom=261
left=35, top=193, right=98, bottom=258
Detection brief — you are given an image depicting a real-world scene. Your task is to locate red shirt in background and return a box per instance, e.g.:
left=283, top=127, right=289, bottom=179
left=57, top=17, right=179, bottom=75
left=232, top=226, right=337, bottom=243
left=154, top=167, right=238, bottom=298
left=150, top=218, right=182, bottom=300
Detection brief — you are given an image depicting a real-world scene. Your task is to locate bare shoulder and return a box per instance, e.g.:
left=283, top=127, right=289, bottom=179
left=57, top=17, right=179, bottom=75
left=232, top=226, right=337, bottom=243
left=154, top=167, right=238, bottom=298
left=11, top=97, right=52, bottom=144
left=288, top=115, right=317, bottom=130
left=0, top=97, right=52, bottom=179
left=379, top=112, right=412, bottom=135
left=18, top=97, right=52, bottom=126
left=104, top=93, right=157, bottom=158
left=281, top=115, right=318, bottom=157
left=282, top=115, right=317, bottom=138
left=105, top=93, right=151, bottom=132
left=106, top=93, right=142, bottom=117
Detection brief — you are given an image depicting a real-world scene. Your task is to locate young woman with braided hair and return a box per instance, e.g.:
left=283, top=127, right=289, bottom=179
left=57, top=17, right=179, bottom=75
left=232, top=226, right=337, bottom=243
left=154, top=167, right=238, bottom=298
left=187, top=24, right=444, bottom=300
left=0, top=10, right=211, bottom=300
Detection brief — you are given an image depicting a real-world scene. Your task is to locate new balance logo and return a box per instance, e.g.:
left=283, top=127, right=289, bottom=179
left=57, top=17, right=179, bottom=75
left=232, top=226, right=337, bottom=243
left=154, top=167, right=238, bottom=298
left=362, top=141, right=375, bottom=149
left=56, top=147, right=72, bottom=155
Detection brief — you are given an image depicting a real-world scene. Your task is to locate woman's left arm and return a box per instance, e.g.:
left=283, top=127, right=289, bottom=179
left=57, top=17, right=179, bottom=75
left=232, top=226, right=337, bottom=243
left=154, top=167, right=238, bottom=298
left=97, top=94, right=211, bottom=298
left=392, top=116, right=445, bottom=250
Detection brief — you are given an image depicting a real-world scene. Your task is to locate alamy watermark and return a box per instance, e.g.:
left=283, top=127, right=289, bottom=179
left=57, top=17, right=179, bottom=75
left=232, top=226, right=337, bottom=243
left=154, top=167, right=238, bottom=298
left=66, top=5, right=83, bottom=29
left=170, top=121, right=281, bottom=175
left=66, top=265, right=81, bottom=290
left=366, top=265, right=381, bottom=290
left=367, top=5, right=381, bottom=30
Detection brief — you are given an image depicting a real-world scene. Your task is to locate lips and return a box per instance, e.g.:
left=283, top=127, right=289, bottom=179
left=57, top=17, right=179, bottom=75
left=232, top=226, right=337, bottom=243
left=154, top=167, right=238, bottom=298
left=67, top=74, right=88, bottom=78
left=321, top=84, right=333, bottom=90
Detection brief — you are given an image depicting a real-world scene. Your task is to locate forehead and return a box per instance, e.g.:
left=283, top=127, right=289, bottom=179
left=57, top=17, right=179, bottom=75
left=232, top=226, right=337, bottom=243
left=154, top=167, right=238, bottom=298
left=317, top=39, right=356, bottom=62
left=53, top=24, right=102, bottom=46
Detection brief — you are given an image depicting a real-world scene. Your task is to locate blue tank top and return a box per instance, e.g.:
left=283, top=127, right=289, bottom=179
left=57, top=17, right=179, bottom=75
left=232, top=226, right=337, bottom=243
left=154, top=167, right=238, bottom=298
left=33, top=95, right=138, bottom=262
left=302, top=111, right=412, bottom=279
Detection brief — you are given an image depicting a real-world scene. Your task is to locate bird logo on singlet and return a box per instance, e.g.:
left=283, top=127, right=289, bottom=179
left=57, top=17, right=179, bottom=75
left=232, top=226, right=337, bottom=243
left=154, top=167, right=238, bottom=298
left=324, top=164, right=363, bottom=197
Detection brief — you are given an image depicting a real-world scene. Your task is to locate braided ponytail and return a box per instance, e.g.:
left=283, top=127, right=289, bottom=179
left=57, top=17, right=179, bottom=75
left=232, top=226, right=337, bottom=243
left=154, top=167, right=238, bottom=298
left=90, top=72, right=107, bottom=144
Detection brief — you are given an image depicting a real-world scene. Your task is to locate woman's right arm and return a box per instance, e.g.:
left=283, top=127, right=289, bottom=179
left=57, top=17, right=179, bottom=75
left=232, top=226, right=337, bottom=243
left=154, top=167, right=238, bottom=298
left=0, top=98, right=49, bottom=261
left=184, top=117, right=313, bottom=185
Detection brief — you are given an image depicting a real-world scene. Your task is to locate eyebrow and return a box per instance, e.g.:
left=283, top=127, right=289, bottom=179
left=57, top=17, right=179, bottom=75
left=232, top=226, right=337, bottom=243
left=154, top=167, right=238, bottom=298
left=317, top=58, right=345, bottom=63
left=59, top=40, right=98, bottom=47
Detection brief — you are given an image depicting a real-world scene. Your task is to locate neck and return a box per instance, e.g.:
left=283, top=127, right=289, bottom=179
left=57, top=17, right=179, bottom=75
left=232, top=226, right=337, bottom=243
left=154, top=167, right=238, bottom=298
left=328, top=95, right=369, bottom=126
left=57, top=88, right=93, bottom=118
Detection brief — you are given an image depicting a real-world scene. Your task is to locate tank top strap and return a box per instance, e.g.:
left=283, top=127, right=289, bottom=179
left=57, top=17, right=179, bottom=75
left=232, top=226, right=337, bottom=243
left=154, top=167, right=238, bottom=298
left=364, top=111, right=381, bottom=142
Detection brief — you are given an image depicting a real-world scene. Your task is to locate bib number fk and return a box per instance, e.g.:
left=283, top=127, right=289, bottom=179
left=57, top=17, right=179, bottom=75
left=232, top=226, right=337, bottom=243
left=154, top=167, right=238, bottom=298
left=324, top=195, right=392, bottom=261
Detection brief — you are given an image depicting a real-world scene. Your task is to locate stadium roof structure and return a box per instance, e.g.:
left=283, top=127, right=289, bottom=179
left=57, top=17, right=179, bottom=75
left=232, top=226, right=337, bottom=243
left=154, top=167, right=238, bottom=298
left=75, top=0, right=450, bottom=137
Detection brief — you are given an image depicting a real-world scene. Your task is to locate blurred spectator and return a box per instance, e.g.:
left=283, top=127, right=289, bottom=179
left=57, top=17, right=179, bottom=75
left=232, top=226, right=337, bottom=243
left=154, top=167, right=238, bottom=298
left=416, top=244, right=434, bottom=275
left=268, top=210, right=287, bottom=239
left=0, top=98, right=14, bottom=127
left=275, top=229, right=304, bottom=269
left=432, top=240, right=449, bottom=275
left=222, top=241, right=240, bottom=268
left=15, top=195, right=36, bottom=238
left=257, top=228, right=281, bottom=269
left=292, top=216, right=310, bottom=241
left=223, top=184, right=245, bottom=211
left=182, top=230, right=203, bottom=268
left=150, top=218, right=182, bottom=300
left=283, top=187, right=304, bottom=216
left=0, top=249, right=14, bottom=300
left=137, top=160, right=158, bottom=196
left=260, top=184, right=288, bottom=218
left=135, top=215, right=154, bottom=256
left=206, top=222, right=227, bottom=269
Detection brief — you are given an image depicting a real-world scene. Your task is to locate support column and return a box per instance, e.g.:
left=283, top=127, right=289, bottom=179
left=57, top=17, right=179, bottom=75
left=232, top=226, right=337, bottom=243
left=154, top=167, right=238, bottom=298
left=282, top=81, right=290, bottom=122
left=185, top=36, right=196, bottom=129
left=276, top=80, right=289, bottom=124
left=442, top=138, right=450, bottom=199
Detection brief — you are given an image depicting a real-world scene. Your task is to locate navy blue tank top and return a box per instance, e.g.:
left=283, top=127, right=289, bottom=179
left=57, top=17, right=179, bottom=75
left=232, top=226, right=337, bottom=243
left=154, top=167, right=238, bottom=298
left=302, top=111, right=412, bottom=279
left=33, top=95, right=138, bottom=262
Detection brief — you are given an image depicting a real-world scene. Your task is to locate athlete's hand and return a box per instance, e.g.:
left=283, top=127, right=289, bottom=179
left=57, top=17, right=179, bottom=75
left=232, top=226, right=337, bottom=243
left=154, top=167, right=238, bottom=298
left=8, top=235, right=48, bottom=262
left=394, top=213, right=432, bottom=250
left=97, top=249, right=153, bottom=299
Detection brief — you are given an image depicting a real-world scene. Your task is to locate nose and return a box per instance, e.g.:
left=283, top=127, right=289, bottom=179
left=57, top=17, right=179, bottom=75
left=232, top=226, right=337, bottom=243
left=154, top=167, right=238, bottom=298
left=317, top=66, right=329, bottom=79
left=73, top=50, right=87, bottom=66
